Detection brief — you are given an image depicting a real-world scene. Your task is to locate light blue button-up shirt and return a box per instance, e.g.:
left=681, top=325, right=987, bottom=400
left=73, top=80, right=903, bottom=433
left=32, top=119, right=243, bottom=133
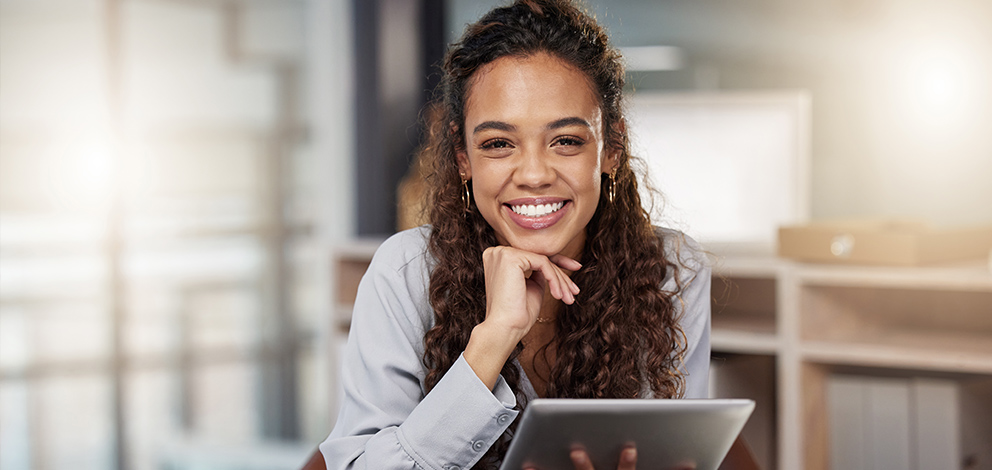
left=320, top=226, right=711, bottom=470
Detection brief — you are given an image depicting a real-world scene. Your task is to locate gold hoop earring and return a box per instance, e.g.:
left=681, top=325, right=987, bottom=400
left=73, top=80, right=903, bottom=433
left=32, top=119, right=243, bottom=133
left=607, top=168, right=617, bottom=203
left=461, top=174, right=471, bottom=212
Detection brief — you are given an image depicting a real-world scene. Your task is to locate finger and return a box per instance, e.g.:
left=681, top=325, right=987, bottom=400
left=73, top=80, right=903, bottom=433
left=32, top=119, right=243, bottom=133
left=549, top=254, right=582, bottom=296
left=570, top=449, right=595, bottom=470
left=556, top=267, right=577, bottom=304
left=542, top=262, right=574, bottom=305
left=550, top=254, right=582, bottom=272
left=527, top=262, right=561, bottom=301
left=618, top=446, right=637, bottom=470
left=548, top=258, right=579, bottom=303
left=528, top=256, right=572, bottom=304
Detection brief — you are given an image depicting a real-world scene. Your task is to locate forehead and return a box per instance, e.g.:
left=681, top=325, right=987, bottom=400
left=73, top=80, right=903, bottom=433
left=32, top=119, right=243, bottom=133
left=463, top=52, right=602, bottom=126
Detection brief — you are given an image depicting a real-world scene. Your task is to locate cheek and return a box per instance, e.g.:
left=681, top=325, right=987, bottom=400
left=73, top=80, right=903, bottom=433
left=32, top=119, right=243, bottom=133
left=470, top=175, right=503, bottom=216
left=472, top=182, right=493, bottom=204
left=590, top=169, right=603, bottom=188
left=469, top=159, right=511, bottom=194
left=577, top=162, right=604, bottom=192
left=468, top=166, right=493, bottom=194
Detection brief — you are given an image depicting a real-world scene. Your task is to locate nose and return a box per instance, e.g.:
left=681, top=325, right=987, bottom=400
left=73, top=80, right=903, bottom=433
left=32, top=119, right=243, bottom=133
left=513, top=147, right=555, bottom=189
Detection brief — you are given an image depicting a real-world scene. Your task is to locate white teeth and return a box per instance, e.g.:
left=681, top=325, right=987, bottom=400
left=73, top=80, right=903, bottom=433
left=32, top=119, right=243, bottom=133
left=510, top=201, right=565, bottom=217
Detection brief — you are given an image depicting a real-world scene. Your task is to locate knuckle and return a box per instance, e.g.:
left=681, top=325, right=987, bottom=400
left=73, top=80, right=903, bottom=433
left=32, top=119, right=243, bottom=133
left=485, top=246, right=505, bottom=257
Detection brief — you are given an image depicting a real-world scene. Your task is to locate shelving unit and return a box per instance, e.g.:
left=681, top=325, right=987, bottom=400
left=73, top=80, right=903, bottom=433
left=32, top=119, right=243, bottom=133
left=330, top=243, right=992, bottom=470
left=712, top=255, right=992, bottom=470
left=330, top=239, right=383, bottom=333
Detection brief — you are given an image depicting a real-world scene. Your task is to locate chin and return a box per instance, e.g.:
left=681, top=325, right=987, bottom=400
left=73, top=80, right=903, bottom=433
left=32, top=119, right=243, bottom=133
left=505, top=234, right=569, bottom=257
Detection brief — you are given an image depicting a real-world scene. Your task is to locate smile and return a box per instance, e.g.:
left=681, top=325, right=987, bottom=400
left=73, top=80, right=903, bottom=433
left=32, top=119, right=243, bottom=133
left=509, top=201, right=565, bottom=218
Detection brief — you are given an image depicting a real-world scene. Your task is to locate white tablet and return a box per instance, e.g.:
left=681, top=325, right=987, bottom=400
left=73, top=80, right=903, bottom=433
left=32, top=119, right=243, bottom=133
left=499, top=398, right=755, bottom=470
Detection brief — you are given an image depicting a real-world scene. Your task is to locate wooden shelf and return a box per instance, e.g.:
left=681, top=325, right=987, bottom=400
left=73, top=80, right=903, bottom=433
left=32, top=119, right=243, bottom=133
left=711, top=267, right=779, bottom=355
left=710, top=354, right=778, bottom=470
left=711, top=314, right=776, bottom=334
left=798, top=277, right=992, bottom=378
left=330, top=239, right=384, bottom=328
left=711, top=255, right=791, bottom=279
left=709, top=254, right=992, bottom=470
left=801, top=337, right=992, bottom=375
left=711, top=329, right=780, bottom=355
left=797, top=261, right=992, bottom=291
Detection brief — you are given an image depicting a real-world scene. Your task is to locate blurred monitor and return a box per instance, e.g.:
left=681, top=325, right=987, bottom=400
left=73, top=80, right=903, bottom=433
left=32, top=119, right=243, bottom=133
left=627, top=91, right=811, bottom=255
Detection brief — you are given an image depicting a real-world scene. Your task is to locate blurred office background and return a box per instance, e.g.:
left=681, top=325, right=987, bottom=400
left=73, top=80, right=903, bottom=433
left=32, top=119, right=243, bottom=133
left=1, top=0, right=990, bottom=470
left=1, top=0, right=351, bottom=469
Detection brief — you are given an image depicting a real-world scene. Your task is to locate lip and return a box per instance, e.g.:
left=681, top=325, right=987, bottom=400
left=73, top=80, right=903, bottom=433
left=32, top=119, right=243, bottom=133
left=504, top=197, right=568, bottom=206
left=503, top=198, right=571, bottom=230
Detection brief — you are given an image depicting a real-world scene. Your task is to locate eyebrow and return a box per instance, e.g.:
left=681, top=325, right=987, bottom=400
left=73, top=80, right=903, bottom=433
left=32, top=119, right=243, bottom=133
left=546, top=117, right=591, bottom=130
left=472, top=117, right=591, bottom=134
left=473, top=121, right=516, bottom=134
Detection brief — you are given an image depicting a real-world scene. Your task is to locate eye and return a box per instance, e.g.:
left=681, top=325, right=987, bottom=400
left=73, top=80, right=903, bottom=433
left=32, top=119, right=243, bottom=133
left=480, top=138, right=512, bottom=150
left=553, top=136, right=585, bottom=147
left=552, top=136, right=586, bottom=156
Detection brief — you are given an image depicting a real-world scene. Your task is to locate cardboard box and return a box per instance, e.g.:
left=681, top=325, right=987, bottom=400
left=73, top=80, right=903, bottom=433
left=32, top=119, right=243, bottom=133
left=777, top=221, right=992, bottom=266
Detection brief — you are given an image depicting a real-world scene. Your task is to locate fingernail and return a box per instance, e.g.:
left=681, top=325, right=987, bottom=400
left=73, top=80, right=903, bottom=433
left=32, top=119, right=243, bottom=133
left=570, top=450, right=587, bottom=464
left=623, top=448, right=637, bottom=463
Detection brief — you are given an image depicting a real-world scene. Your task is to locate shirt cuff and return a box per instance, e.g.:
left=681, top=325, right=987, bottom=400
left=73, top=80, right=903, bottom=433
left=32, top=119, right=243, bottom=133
left=396, top=353, right=519, bottom=470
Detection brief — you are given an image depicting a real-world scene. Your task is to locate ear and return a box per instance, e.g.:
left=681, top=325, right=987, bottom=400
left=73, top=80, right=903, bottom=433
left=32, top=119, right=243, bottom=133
left=602, top=118, right=626, bottom=173
left=451, top=121, right=472, bottom=180
left=602, top=148, right=620, bottom=174
left=456, top=149, right=472, bottom=180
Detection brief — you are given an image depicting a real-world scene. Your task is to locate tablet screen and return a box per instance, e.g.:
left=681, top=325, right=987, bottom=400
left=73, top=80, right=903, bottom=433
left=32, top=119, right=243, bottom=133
left=499, top=398, right=754, bottom=470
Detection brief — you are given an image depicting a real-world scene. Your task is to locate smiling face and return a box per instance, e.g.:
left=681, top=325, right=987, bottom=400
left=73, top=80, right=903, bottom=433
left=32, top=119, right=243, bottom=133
left=457, top=52, right=617, bottom=260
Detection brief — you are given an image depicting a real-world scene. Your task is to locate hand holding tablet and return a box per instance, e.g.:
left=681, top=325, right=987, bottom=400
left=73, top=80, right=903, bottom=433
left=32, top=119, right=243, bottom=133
left=557, top=446, right=639, bottom=470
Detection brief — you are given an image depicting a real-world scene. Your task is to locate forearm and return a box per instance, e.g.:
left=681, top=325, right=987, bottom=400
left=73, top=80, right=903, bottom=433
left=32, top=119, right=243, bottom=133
left=463, top=321, right=525, bottom=390
left=322, top=355, right=519, bottom=469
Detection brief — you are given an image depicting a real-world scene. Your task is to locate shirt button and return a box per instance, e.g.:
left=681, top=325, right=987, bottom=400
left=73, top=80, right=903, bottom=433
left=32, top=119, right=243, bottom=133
left=472, top=440, right=485, bottom=452
left=496, top=414, right=509, bottom=425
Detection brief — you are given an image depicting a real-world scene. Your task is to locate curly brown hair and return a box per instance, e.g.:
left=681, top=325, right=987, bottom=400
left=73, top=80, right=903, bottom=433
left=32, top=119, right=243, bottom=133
left=418, top=0, right=690, bottom=467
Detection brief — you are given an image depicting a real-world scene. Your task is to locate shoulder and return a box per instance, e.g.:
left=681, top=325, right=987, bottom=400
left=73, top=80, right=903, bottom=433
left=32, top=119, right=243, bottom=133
left=370, top=225, right=433, bottom=273
left=352, top=226, right=436, bottom=349
left=365, top=225, right=435, bottom=301
left=653, top=226, right=710, bottom=279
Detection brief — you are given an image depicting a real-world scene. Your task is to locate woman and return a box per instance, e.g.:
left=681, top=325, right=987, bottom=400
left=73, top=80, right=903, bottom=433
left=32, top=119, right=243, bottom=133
left=315, top=1, right=711, bottom=468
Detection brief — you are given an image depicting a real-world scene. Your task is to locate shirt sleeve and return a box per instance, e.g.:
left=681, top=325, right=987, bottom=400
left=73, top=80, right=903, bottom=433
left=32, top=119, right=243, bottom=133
left=319, top=232, right=519, bottom=470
